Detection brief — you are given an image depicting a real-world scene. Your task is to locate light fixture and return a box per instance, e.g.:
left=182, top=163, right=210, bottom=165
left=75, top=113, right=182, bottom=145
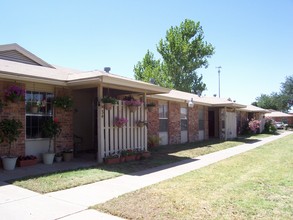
left=188, top=98, right=194, bottom=108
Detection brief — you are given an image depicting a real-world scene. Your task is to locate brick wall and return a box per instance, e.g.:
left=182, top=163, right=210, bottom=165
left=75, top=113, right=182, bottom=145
left=0, top=81, right=26, bottom=157
left=188, top=105, right=198, bottom=142
left=204, top=106, right=209, bottom=140
left=54, top=88, right=73, bottom=151
left=168, top=101, right=181, bottom=144
left=147, top=99, right=159, bottom=137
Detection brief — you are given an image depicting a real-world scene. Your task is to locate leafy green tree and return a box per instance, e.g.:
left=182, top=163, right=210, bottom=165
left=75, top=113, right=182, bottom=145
left=281, top=75, right=293, bottom=108
left=133, top=50, right=172, bottom=88
left=134, top=19, right=214, bottom=93
left=255, top=92, right=291, bottom=113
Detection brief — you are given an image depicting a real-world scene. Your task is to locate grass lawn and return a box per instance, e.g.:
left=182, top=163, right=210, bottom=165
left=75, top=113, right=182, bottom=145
left=93, top=133, right=293, bottom=220
left=11, top=134, right=270, bottom=193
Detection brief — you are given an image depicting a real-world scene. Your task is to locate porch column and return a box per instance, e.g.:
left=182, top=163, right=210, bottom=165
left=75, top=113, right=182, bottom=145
left=97, top=85, right=104, bottom=163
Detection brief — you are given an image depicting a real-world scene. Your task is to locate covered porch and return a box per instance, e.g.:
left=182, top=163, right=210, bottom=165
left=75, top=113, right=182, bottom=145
left=68, top=71, right=170, bottom=163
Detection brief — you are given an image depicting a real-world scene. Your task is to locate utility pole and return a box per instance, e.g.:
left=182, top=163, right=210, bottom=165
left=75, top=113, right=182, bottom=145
left=216, top=66, right=222, bottom=98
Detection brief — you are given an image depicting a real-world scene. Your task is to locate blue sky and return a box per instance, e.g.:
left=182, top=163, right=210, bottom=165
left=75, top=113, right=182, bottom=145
left=1, top=0, right=292, bottom=105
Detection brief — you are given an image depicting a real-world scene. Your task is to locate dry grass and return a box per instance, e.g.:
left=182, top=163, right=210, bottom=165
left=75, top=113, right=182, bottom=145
left=93, top=134, right=293, bottom=220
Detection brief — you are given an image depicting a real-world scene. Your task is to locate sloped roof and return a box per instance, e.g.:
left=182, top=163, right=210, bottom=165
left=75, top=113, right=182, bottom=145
left=0, top=44, right=170, bottom=94
left=239, top=104, right=270, bottom=113
left=0, top=43, right=54, bottom=68
left=149, top=89, right=246, bottom=108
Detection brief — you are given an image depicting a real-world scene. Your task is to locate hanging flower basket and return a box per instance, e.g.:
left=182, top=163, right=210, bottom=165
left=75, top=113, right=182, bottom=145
left=147, top=102, right=156, bottom=112
left=114, top=117, right=128, bottom=128
left=4, top=85, right=25, bottom=103
left=53, top=96, right=73, bottom=111
left=123, top=95, right=143, bottom=113
left=128, top=105, right=137, bottom=112
left=137, top=120, right=147, bottom=127
left=104, top=103, right=113, bottom=110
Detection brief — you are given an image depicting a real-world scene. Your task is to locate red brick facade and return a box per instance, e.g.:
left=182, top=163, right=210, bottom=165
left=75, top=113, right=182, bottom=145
left=146, top=99, right=211, bottom=146
left=0, top=82, right=73, bottom=157
left=188, top=105, right=198, bottom=142
left=0, top=81, right=26, bottom=156
left=168, top=102, right=181, bottom=144
left=54, top=88, right=74, bottom=152
left=147, top=99, right=159, bottom=137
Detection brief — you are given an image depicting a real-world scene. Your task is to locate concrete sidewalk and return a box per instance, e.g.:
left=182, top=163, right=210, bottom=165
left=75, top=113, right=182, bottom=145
left=1, top=131, right=291, bottom=220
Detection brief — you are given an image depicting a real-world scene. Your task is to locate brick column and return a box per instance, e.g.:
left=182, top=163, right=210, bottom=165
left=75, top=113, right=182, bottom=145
left=0, top=81, right=25, bottom=157
left=54, top=88, right=73, bottom=151
left=188, top=105, right=198, bottom=142
left=169, top=101, right=181, bottom=144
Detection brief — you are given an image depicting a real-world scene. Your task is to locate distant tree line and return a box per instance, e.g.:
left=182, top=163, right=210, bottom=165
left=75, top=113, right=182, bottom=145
left=252, top=75, right=293, bottom=112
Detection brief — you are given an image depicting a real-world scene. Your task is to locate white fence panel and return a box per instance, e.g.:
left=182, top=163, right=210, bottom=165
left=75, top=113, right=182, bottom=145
left=100, top=100, right=147, bottom=158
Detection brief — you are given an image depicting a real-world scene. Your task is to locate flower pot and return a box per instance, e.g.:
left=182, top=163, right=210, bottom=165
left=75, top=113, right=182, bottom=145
left=120, top=156, right=126, bottom=163
left=141, top=151, right=151, bottom=159
left=135, top=154, right=141, bottom=160
left=55, top=156, right=63, bottom=163
left=2, top=157, right=18, bottom=170
left=128, top=105, right=137, bottom=112
left=63, top=152, right=73, bottom=162
left=137, top=122, right=145, bottom=127
left=31, top=106, right=38, bottom=114
left=104, top=157, right=120, bottom=164
left=17, top=158, right=38, bottom=167
left=42, top=153, right=55, bottom=165
left=104, top=103, right=113, bottom=110
left=126, top=155, right=136, bottom=162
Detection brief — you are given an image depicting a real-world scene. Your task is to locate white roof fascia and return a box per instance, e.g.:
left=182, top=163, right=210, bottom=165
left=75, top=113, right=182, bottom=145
left=149, top=94, right=212, bottom=106
left=238, top=105, right=270, bottom=113
left=101, top=74, right=171, bottom=94
left=0, top=43, right=54, bottom=68
left=0, top=71, right=67, bottom=86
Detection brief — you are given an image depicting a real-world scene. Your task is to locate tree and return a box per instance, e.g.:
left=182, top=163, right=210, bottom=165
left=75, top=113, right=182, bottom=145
left=134, top=19, right=214, bottom=93
left=133, top=50, right=172, bottom=88
left=281, top=75, right=293, bottom=108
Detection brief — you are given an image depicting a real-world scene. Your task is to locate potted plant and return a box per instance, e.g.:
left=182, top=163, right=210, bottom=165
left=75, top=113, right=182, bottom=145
left=27, top=100, right=41, bottom=114
left=62, top=148, right=74, bottom=162
left=114, top=117, right=128, bottom=128
left=17, top=155, right=38, bottom=167
left=55, top=152, right=63, bottom=162
left=104, top=152, right=120, bottom=164
left=124, top=149, right=136, bottom=161
left=4, top=85, right=25, bottom=103
left=53, top=96, right=73, bottom=111
left=0, top=118, right=23, bottom=170
left=146, top=102, right=156, bottom=112
left=101, top=96, right=118, bottom=110
left=41, top=118, right=62, bottom=164
left=123, top=95, right=142, bottom=112
left=137, top=120, right=147, bottom=128
left=147, top=135, right=160, bottom=148
left=141, top=150, right=151, bottom=159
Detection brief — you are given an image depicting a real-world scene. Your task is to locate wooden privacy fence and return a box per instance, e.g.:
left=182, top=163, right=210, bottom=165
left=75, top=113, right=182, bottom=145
left=99, top=101, right=147, bottom=158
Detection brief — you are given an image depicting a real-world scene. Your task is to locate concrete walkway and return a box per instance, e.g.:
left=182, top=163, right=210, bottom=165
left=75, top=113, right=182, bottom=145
left=0, top=131, right=291, bottom=220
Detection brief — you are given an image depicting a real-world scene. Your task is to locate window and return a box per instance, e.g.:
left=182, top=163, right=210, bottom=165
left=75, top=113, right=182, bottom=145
left=159, top=103, right=168, bottom=132
left=180, top=107, right=188, bottom=131
left=198, top=108, right=205, bottom=130
left=25, top=91, right=54, bottom=139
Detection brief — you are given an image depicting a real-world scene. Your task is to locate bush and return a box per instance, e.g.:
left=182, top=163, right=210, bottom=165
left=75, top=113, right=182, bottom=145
left=264, top=118, right=277, bottom=134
